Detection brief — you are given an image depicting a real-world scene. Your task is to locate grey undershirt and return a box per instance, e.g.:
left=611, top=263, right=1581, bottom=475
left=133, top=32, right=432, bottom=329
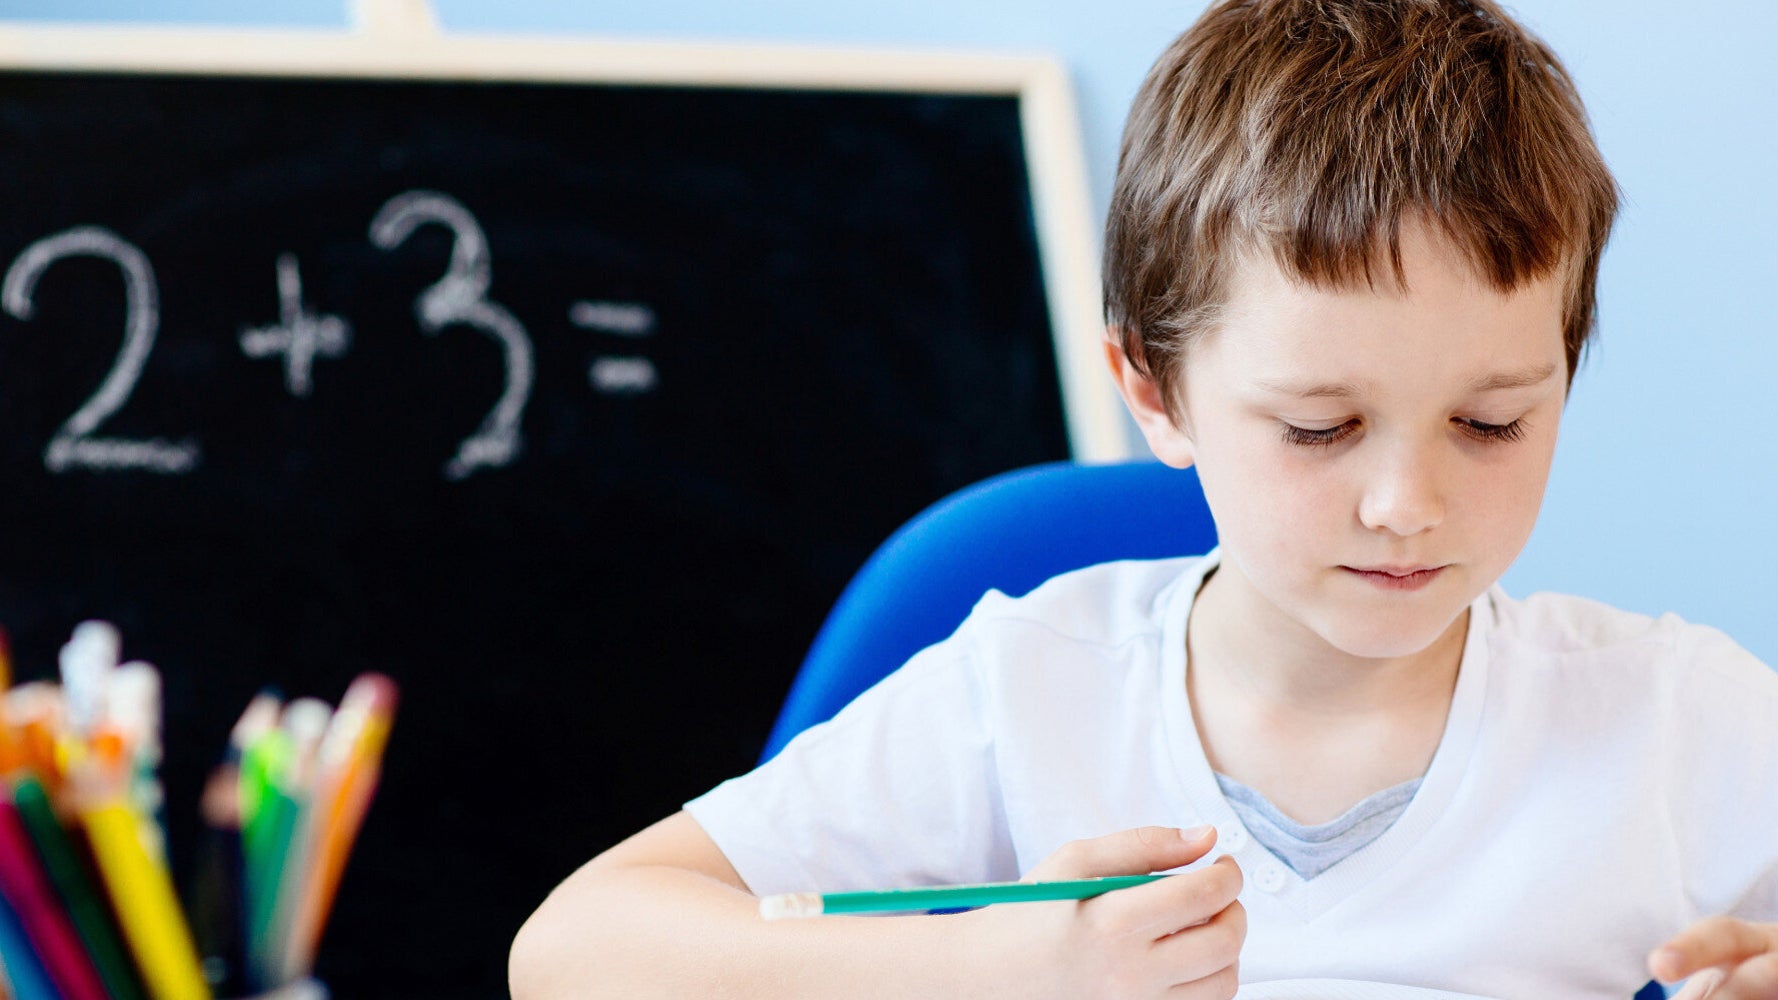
left=1214, top=772, right=1421, bottom=880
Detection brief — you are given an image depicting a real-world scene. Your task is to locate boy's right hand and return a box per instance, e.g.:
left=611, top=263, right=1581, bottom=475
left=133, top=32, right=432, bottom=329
left=972, top=825, right=1245, bottom=999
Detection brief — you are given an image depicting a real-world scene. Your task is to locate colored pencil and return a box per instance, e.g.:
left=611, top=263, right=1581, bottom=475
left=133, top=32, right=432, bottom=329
left=7, top=684, right=66, bottom=796
left=240, top=722, right=295, bottom=995
left=59, top=621, right=120, bottom=739
left=0, top=887, right=61, bottom=1000
left=758, top=874, right=1172, bottom=919
left=110, top=663, right=167, bottom=859
left=282, top=673, right=397, bottom=981
left=75, top=733, right=213, bottom=1000
left=252, top=697, right=330, bottom=993
left=188, top=693, right=278, bottom=997
left=0, top=793, right=110, bottom=1000
left=12, top=775, right=146, bottom=1000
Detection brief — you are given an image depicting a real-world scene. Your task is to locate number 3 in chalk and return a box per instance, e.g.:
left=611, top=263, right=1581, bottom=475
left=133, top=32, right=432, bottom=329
left=370, top=190, right=535, bottom=482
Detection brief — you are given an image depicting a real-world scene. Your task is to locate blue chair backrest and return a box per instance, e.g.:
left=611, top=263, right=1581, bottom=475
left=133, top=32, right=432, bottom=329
left=760, top=460, right=1218, bottom=762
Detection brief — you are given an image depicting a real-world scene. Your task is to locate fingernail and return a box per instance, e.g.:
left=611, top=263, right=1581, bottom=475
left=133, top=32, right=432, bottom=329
left=1179, top=824, right=1211, bottom=841
left=1652, top=947, right=1683, bottom=979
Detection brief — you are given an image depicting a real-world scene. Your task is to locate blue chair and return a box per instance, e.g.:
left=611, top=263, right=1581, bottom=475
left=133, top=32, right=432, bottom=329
left=760, top=459, right=1217, bottom=763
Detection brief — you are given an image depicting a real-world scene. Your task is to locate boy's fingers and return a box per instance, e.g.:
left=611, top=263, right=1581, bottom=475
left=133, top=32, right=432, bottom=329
left=1165, top=963, right=1240, bottom=998
left=1151, top=896, right=1246, bottom=980
left=1028, top=825, right=1218, bottom=881
left=1112, top=855, right=1243, bottom=937
left=1652, top=918, right=1778, bottom=982
left=1717, top=951, right=1778, bottom=999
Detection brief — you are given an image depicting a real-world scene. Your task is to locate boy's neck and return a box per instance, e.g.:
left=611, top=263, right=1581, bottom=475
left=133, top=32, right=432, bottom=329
left=1184, top=559, right=1467, bottom=823
left=1186, top=559, right=1468, bottom=719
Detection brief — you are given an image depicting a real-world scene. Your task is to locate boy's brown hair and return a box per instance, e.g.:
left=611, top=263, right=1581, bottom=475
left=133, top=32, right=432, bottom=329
left=1105, top=0, right=1619, bottom=419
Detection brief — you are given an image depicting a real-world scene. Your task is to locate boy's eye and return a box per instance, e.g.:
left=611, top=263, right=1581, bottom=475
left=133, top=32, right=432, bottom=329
left=1279, top=420, right=1358, bottom=447
left=1456, top=417, right=1528, bottom=443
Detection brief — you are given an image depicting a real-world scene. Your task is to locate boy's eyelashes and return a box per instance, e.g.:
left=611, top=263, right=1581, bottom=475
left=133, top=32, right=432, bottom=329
left=1458, top=417, right=1529, bottom=444
left=1278, top=417, right=1529, bottom=448
left=1278, top=420, right=1360, bottom=448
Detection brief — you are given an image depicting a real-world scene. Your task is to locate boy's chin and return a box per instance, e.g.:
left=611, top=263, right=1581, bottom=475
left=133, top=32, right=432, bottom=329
left=1312, top=609, right=1468, bottom=662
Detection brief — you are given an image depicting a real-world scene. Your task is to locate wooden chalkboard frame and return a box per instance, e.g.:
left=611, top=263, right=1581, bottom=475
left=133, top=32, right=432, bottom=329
left=0, top=0, right=1131, bottom=463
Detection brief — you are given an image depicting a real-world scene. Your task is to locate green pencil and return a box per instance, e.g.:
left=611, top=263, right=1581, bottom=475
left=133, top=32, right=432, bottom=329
left=758, top=875, right=1170, bottom=919
left=240, top=725, right=296, bottom=992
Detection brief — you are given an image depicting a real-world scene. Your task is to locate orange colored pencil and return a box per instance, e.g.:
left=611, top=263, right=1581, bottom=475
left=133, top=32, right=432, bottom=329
left=6, top=685, right=66, bottom=796
left=281, top=674, right=397, bottom=980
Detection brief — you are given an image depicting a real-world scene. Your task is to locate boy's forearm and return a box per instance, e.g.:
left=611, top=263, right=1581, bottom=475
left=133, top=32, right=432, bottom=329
left=509, top=863, right=1010, bottom=1000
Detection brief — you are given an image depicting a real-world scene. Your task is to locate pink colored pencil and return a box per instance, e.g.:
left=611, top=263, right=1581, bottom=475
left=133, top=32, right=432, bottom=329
left=0, top=798, right=111, bottom=1000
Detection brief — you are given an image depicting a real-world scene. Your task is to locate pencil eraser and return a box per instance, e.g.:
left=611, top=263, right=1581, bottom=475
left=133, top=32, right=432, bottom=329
left=758, top=892, right=823, bottom=920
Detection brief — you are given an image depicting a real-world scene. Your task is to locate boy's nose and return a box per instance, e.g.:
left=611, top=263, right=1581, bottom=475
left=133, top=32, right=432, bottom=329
left=1356, top=439, right=1446, bottom=537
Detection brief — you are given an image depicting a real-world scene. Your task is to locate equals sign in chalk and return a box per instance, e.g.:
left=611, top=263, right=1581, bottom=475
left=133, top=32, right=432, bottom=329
left=571, top=300, right=659, bottom=395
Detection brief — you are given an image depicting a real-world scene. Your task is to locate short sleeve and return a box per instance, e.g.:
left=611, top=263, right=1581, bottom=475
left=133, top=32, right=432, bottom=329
left=684, top=623, right=1017, bottom=898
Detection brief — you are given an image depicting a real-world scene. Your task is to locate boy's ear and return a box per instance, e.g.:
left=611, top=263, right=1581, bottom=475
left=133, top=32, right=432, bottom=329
left=1103, top=332, right=1195, bottom=469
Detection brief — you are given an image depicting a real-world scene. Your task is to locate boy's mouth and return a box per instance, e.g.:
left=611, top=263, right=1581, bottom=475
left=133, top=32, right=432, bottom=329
left=1341, top=565, right=1447, bottom=591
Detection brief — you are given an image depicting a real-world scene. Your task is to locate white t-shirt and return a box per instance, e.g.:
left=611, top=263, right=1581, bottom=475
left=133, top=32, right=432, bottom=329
left=687, top=551, right=1778, bottom=999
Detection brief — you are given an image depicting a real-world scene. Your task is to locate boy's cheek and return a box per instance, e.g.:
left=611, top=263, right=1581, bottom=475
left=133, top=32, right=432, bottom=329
left=1200, top=446, right=1344, bottom=540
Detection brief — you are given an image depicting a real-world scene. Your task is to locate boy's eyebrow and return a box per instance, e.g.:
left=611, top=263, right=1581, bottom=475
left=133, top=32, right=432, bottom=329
left=1252, top=377, right=1365, bottom=399
left=1464, top=362, right=1558, bottom=393
left=1254, top=362, right=1558, bottom=399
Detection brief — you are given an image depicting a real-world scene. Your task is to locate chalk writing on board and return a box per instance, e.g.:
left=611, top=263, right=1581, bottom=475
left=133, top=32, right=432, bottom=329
left=569, top=300, right=656, bottom=336
left=1, top=226, right=201, bottom=475
left=571, top=300, right=659, bottom=396
left=238, top=253, right=353, bottom=398
left=369, top=190, right=535, bottom=482
left=588, top=357, right=659, bottom=395
left=0, top=192, right=668, bottom=481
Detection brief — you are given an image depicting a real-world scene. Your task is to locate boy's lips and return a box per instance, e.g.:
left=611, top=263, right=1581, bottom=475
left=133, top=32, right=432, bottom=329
left=1341, top=564, right=1448, bottom=590
left=1347, top=564, right=1443, bottom=576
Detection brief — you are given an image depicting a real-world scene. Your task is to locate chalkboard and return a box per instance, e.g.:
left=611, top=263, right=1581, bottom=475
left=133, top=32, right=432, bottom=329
left=0, top=17, right=1122, bottom=999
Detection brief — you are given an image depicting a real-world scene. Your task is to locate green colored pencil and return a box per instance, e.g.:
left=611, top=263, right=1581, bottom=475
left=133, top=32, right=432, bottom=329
left=759, top=875, right=1170, bottom=919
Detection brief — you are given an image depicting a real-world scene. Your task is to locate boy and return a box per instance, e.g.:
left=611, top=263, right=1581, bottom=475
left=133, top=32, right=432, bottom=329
left=510, top=1, right=1778, bottom=996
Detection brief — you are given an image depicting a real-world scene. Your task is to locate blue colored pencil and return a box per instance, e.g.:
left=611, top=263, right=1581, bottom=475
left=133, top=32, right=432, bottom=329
left=0, top=887, right=61, bottom=1000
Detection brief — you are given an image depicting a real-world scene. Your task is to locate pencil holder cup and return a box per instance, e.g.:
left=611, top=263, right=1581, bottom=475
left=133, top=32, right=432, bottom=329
left=232, top=979, right=327, bottom=1000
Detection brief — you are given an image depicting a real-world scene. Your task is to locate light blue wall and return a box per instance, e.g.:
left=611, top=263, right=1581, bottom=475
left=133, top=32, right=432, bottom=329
left=5, top=0, right=1775, bottom=665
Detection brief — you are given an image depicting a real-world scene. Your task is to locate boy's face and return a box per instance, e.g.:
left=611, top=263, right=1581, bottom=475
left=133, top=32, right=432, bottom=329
left=1115, top=218, right=1568, bottom=660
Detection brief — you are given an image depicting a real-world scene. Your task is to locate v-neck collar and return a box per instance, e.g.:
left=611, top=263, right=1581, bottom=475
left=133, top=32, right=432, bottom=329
left=1157, top=547, right=1494, bottom=922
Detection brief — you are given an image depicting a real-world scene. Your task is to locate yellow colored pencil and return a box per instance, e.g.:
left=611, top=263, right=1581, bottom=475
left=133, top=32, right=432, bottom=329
left=81, top=798, right=212, bottom=1000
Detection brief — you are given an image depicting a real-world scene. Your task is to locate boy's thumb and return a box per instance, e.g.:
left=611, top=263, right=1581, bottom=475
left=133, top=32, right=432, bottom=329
left=1029, top=825, right=1218, bottom=881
